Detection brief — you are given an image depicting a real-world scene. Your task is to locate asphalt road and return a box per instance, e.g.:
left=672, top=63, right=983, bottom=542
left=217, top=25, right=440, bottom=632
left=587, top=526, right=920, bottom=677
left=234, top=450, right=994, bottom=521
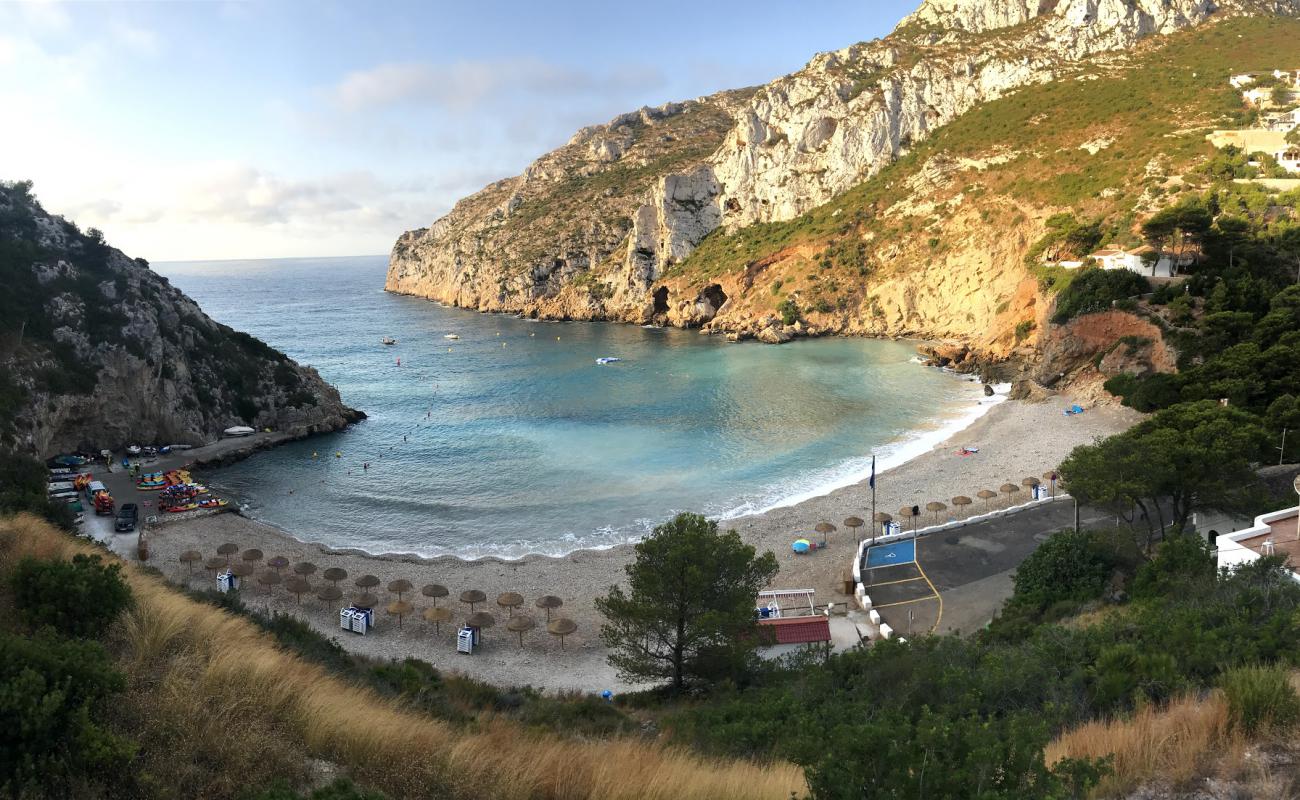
left=861, top=499, right=1115, bottom=636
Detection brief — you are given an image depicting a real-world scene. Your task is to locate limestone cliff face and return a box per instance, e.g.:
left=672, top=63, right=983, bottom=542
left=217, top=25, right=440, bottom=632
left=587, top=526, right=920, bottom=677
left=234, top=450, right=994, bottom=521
left=388, top=0, right=1300, bottom=344
left=0, top=183, right=362, bottom=457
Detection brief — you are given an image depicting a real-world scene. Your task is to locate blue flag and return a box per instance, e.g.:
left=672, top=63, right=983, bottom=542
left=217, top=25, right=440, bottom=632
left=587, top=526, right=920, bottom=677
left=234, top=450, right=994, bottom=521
left=869, top=455, right=875, bottom=489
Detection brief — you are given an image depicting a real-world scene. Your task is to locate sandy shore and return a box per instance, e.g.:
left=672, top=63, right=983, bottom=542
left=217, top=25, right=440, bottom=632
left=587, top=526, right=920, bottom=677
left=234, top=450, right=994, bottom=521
left=143, top=392, right=1141, bottom=692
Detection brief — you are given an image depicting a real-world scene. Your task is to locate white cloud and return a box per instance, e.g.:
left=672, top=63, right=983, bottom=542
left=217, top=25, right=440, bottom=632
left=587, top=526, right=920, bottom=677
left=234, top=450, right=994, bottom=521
left=332, top=58, right=665, bottom=113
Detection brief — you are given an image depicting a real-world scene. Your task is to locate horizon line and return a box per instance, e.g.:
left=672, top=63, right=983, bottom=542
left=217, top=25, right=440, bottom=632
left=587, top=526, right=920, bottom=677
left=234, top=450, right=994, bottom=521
left=152, top=253, right=389, bottom=265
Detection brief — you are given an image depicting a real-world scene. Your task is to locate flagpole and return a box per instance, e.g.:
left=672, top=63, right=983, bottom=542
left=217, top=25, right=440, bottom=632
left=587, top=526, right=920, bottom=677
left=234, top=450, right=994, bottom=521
left=870, top=454, right=877, bottom=547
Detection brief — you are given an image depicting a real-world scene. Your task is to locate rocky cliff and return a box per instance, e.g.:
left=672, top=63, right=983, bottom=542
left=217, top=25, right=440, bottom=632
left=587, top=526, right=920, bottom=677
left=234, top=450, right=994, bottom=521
left=388, top=0, right=1300, bottom=349
left=0, top=181, right=362, bottom=457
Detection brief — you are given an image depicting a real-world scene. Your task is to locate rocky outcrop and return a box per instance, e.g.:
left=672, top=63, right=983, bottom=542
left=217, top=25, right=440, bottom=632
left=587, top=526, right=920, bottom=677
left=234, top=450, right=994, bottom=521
left=388, top=0, right=1300, bottom=347
left=0, top=182, right=362, bottom=458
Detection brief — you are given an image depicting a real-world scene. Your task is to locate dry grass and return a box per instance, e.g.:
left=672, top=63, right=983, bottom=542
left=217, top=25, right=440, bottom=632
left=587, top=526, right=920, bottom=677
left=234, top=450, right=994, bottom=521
left=0, top=514, right=806, bottom=800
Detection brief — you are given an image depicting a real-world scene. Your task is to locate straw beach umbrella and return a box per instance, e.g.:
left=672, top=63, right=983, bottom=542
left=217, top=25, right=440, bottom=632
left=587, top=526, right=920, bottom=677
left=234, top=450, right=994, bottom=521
left=322, top=567, right=347, bottom=586
left=217, top=542, right=240, bottom=564
left=293, top=561, right=317, bottom=579
left=204, top=556, right=225, bottom=578
left=814, top=522, right=837, bottom=544
left=507, top=614, right=536, bottom=647
left=316, top=585, right=342, bottom=610
left=460, top=589, right=486, bottom=612
left=497, top=592, right=524, bottom=617
left=241, top=549, right=263, bottom=568
left=387, top=579, right=413, bottom=601
left=548, top=618, right=577, bottom=650
left=354, top=593, right=379, bottom=609
left=355, top=574, right=380, bottom=594
left=267, top=556, right=290, bottom=574
left=999, top=483, right=1020, bottom=507
left=925, top=501, right=947, bottom=525
left=843, top=516, right=864, bottom=543
left=285, top=576, right=311, bottom=604
left=421, top=584, right=449, bottom=606
left=179, top=550, right=202, bottom=574
left=898, top=506, right=918, bottom=531
left=422, top=606, right=452, bottom=634
left=535, top=595, right=563, bottom=622
left=387, top=600, right=414, bottom=628
left=951, top=496, right=973, bottom=519
left=976, top=489, right=998, bottom=509
left=465, top=611, right=495, bottom=640
left=257, top=569, right=281, bottom=594
left=1043, top=471, right=1059, bottom=497
left=1022, top=477, right=1041, bottom=500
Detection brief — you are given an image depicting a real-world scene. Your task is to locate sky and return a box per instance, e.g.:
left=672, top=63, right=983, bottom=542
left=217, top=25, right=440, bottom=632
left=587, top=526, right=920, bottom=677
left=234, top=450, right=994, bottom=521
left=0, top=0, right=917, bottom=261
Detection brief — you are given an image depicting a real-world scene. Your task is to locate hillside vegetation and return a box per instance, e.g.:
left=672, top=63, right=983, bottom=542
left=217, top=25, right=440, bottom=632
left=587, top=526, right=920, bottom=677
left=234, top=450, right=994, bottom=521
left=662, top=17, right=1300, bottom=351
left=0, top=513, right=804, bottom=800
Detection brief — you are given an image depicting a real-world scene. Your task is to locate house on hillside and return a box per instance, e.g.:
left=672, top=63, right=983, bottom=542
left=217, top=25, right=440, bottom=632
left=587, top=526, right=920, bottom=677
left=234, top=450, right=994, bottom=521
left=1275, top=145, right=1300, bottom=174
left=1216, top=506, right=1300, bottom=583
left=1261, top=108, right=1300, bottom=133
left=1244, top=87, right=1276, bottom=107
left=1230, top=72, right=1259, bottom=89
left=1087, top=245, right=1186, bottom=277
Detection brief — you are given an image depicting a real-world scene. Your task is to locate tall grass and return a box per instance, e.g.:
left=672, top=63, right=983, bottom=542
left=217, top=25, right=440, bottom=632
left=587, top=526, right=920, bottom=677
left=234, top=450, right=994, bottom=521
left=0, top=514, right=805, bottom=800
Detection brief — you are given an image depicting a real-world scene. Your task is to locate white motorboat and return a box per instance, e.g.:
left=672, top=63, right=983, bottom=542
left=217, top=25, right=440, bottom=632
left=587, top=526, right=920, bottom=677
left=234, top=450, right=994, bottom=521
left=595, top=357, right=622, bottom=365
left=381, top=336, right=397, bottom=345
left=444, top=334, right=460, bottom=340
left=223, top=426, right=255, bottom=437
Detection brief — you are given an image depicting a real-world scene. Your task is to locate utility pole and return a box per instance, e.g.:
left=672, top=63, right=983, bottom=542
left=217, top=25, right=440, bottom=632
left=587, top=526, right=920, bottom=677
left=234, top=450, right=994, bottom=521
left=1074, top=496, right=1081, bottom=532
left=1280, top=427, right=1289, bottom=466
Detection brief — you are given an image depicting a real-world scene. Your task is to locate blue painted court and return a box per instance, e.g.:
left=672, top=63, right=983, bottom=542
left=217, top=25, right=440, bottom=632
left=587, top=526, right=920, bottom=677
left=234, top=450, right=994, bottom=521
left=865, top=539, right=916, bottom=568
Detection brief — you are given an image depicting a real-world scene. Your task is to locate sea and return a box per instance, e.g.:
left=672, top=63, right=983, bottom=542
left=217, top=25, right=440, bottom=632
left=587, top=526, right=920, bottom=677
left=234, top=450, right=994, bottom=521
left=154, top=255, right=999, bottom=559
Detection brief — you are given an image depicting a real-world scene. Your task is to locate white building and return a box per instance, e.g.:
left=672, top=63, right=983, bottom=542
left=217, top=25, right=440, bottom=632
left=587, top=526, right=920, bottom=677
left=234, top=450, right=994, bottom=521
left=1275, top=145, right=1300, bottom=174
left=1261, top=108, right=1300, bottom=133
left=1086, top=245, right=1184, bottom=277
left=1216, top=506, right=1300, bottom=582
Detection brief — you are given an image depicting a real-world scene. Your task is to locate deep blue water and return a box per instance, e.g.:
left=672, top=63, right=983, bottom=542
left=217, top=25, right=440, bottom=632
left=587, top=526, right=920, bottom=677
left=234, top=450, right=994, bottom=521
left=155, top=255, right=987, bottom=558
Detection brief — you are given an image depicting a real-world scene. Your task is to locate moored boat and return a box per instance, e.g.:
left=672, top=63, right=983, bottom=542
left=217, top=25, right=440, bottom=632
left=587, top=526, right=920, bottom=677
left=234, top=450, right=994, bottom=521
left=223, top=426, right=255, bottom=437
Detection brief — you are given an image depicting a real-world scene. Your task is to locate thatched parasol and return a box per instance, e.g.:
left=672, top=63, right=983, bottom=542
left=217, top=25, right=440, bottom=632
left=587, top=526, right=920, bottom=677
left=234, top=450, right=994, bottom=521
left=322, top=567, right=347, bottom=586
left=267, top=555, right=290, bottom=573
left=843, top=517, right=864, bottom=542
left=354, top=593, right=379, bottom=609
left=316, top=585, right=342, bottom=609
left=976, top=489, right=998, bottom=508
left=217, top=542, right=240, bottom=563
left=1043, top=470, right=1059, bottom=497
left=496, top=592, right=524, bottom=617
left=229, top=561, right=254, bottom=579
left=465, top=611, right=496, bottom=640
left=814, top=522, right=837, bottom=542
left=422, top=606, right=452, bottom=634
left=898, top=505, right=918, bottom=531
left=535, top=595, right=563, bottom=622
left=257, top=570, right=282, bottom=592
left=293, top=561, right=317, bottom=578
left=547, top=617, right=577, bottom=650
left=241, top=548, right=263, bottom=567
left=460, top=589, right=486, bottom=612
left=999, top=483, right=1020, bottom=506
left=387, top=600, right=414, bottom=628
left=925, top=501, right=947, bottom=525
left=1022, top=477, right=1041, bottom=489
left=951, top=496, right=973, bottom=519
left=204, top=556, right=226, bottom=576
left=387, top=578, right=413, bottom=600
left=421, top=584, right=449, bottom=606
left=179, top=550, right=202, bottom=574
left=506, top=614, right=536, bottom=647
left=354, top=574, right=380, bottom=593
left=285, top=576, right=312, bottom=604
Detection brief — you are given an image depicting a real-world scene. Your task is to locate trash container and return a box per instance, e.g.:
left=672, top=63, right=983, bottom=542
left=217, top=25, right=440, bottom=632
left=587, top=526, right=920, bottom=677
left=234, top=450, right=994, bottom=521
left=457, top=627, right=474, bottom=654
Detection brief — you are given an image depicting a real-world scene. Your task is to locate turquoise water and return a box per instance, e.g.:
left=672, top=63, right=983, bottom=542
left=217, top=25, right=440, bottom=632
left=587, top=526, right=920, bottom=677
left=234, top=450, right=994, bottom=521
left=155, top=256, right=988, bottom=558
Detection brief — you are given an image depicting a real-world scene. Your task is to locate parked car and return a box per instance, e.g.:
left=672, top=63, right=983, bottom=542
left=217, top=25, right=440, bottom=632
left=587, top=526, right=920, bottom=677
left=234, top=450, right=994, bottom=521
left=115, top=503, right=139, bottom=532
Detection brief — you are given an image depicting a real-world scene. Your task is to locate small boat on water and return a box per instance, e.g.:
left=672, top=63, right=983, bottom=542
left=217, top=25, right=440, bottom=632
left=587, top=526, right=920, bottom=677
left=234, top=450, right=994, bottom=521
left=381, top=336, right=397, bottom=345
left=444, top=334, right=460, bottom=340
left=223, top=426, right=255, bottom=438
left=595, top=357, right=622, bottom=365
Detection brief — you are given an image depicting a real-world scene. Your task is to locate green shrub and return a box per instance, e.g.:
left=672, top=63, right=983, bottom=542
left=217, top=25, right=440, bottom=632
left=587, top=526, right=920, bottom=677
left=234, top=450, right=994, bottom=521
left=1003, top=529, right=1135, bottom=618
left=1014, top=320, right=1036, bottom=342
left=1131, top=533, right=1216, bottom=600
left=777, top=298, right=800, bottom=326
left=0, top=450, right=75, bottom=528
left=1051, top=269, right=1151, bottom=324
left=10, top=554, right=132, bottom=638
left=0, top=629, right=134, bottom=798
left=1220, top=664, right=1300, bottom=735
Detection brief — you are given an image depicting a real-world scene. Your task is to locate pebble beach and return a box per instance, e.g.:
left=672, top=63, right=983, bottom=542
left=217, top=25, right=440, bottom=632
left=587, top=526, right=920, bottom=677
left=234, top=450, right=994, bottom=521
left=141, top=392, right=1141, bottom=692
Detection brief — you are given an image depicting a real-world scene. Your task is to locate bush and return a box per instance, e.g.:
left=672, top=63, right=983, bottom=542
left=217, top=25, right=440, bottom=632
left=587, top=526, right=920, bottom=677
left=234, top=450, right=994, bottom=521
left=10, top=554, right=132, bottom=638
left=1131, top=532, right=1216, bottom=600
left=1051, top=269, right=1151, bottom=324
left=1003, top=529, right=1133, bottom=618
left=777, top=298, right=800, bottom=326
left=1220, top=665, right=1300, bottom=735
left=0, top=629, right=134, bottom=798
left=0, top=450, right=75, bottom=529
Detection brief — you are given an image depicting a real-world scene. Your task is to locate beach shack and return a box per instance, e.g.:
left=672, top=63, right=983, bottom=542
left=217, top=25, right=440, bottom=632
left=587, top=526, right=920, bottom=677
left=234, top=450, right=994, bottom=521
left=755, top=589, right=832, bottom=645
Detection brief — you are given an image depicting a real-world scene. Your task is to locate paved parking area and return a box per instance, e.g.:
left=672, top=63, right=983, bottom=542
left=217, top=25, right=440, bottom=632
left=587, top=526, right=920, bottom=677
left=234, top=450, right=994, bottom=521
left=862, top=500, right=1113, bottom=636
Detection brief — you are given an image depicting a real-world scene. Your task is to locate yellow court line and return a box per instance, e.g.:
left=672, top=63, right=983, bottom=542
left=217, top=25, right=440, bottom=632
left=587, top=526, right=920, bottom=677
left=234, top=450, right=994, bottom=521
left=914, top=540, right=944, bottom=632
left=865, top=576, right=926, bottom=587
left=873, top=594, right=940, bottom=610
